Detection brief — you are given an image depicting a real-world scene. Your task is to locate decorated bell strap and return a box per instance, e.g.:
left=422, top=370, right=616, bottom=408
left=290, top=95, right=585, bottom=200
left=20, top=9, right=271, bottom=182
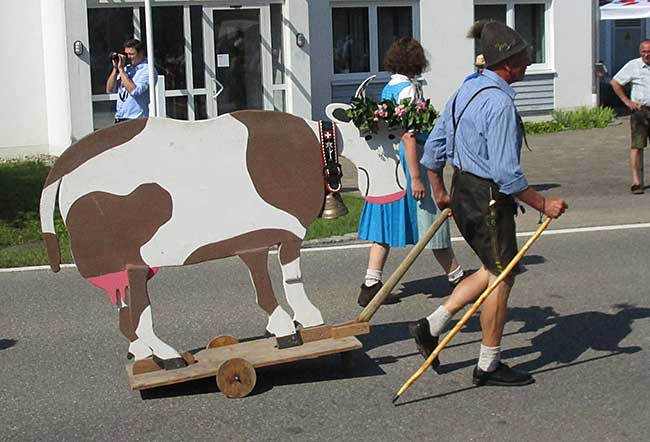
left=318, top=121, right=343, bottom=192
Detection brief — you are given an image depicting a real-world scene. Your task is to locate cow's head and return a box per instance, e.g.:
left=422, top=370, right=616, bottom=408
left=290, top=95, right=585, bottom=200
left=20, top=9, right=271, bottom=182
left=325, top=102, right=406, bottom=200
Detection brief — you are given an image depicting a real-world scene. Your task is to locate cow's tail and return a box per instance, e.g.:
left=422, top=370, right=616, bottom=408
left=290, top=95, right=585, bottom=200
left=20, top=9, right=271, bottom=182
left=40, top=178, right=62, bottom=272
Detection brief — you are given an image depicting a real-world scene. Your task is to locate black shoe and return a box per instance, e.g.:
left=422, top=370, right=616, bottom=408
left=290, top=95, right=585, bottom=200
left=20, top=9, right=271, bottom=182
left=631, top=184, right=644, bottom=195
left=409, top=318, right=441, bottom=373
left=357, top=281, right=400, bottom=307
left=472, top=362, right=535, bottom=386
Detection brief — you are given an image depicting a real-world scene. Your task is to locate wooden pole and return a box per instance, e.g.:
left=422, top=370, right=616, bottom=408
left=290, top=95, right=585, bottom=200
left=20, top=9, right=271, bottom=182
left=392, top=217, right=552, bottom=403
left=356, top=209, right=450, bottom=324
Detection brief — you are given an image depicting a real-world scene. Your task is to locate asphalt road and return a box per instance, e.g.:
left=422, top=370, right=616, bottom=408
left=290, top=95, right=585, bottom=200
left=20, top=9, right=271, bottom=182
left=1, top=120, right=650, bottom=441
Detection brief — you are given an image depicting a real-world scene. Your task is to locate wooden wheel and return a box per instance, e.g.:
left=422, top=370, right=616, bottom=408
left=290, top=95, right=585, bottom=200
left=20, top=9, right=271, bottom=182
left=216, top=358, right=256, bottom=399
left=206, top=335, right=239, bottom=349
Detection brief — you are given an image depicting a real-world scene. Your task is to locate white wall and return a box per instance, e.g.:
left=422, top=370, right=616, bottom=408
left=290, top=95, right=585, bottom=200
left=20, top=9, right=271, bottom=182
left=308, top=0, right=333, bottom=119
left=420, top=0, right=475, bottom=112
left=64, top=0, right=93, bottom=146
left=284, top=0, right=314, bottom=119
left=553, top=0, right=594, bottom=110
left=0, top=0, right=49, bottom=157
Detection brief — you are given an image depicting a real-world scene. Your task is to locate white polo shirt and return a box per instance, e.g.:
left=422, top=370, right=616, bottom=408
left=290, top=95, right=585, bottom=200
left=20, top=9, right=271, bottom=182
left=613, top=57, right=650, bottom=106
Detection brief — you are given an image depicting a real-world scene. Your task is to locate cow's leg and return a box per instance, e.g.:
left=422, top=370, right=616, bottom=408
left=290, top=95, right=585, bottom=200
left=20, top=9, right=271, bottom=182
left=119, top=304, right=153, bottom=360
left=127, top=265, right=186, bottom=370
left=278, top=238, right=324, bottom=328
left=239, top=250, right=301, bottom=346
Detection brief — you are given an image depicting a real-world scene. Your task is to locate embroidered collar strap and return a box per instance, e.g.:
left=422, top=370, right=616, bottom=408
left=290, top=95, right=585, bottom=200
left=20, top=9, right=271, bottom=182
left=318, top=121, right=343, bottom=192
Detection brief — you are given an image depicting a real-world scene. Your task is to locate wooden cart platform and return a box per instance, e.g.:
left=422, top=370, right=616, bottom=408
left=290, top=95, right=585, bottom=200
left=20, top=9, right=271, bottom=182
left=127, top=321, right=370, bottom=397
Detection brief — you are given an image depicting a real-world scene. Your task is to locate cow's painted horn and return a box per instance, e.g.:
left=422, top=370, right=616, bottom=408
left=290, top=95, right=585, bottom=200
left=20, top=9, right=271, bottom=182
left=354, top=75, right=376, bottom=99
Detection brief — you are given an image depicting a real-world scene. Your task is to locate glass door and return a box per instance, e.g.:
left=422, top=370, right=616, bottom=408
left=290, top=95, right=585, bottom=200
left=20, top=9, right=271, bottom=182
left=203, top=6, right=273, bottom=117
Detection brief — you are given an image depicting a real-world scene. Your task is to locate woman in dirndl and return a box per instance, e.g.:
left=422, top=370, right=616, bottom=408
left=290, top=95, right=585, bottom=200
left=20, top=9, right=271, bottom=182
left=357, top=37, right=464, bottom=307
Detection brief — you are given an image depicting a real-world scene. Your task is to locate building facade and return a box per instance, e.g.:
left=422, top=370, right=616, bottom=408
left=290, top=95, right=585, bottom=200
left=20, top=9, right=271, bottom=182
left=1, top=0, right=596, bottom=157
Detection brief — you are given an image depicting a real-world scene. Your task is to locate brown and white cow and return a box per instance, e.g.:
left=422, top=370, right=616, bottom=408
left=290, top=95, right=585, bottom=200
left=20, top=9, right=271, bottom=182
left=40, top=104, right=407, bottom=370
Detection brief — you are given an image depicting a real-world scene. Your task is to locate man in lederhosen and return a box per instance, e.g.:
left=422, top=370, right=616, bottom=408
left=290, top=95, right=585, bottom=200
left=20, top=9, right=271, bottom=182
left=411, top=21, right=567, bottom=386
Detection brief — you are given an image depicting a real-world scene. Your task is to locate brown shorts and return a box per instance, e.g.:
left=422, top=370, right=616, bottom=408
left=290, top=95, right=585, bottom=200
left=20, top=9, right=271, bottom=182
left=630, top=106, right=650, bottom=149
left=450, top=170, right=518, bottom=276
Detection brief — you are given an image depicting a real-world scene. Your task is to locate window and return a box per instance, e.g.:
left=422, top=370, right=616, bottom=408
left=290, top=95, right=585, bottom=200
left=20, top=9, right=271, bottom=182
left=474, top=1, right=551, bottom=69
left=332, top=3, right=417, bottom=75
left=332, top=8, right=370, bottom=73
left=378, top=7, right=413, bottom=70
left=515, top=4, right=545, bottom=64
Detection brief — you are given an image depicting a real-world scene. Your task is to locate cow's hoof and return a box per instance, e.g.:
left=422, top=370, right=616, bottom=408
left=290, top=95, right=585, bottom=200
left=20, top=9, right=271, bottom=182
left=153, top=355, right=188, bottom=370
left=276, top=332, right=303, bottom=349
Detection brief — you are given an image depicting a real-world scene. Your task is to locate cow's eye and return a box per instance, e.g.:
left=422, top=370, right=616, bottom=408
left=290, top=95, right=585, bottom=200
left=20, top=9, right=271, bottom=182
left=388, top=134, right=396, bottom=140
left=365, top=135, right=372, bottom=141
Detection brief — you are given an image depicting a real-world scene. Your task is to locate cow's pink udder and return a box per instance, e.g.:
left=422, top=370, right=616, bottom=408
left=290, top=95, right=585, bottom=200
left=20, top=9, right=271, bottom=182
left=87, top=268, right=158, bottom=305
left=364, top=190, right=406, bottom=204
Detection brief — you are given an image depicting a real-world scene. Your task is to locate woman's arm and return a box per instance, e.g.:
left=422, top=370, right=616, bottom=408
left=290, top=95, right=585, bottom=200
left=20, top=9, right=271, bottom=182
left=402, top=131, right=425, bottom=200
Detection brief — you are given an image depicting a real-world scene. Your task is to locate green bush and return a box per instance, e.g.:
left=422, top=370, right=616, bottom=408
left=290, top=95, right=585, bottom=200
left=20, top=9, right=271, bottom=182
left=552, top=106, right=616, bottom=130
left=524, top=120, right=565, bottom=135
left=522, top=106, right=616, bottom=135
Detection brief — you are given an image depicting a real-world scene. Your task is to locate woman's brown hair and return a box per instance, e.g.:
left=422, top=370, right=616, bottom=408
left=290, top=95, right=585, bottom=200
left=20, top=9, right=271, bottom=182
left=383, top=37, right=429, bottom=76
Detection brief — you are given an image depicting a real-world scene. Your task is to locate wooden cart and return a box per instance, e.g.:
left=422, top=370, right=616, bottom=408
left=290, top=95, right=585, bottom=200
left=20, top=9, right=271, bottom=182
left=127, top=211, right=449, bottom=398
left=127, top=321, right=369, bottom=398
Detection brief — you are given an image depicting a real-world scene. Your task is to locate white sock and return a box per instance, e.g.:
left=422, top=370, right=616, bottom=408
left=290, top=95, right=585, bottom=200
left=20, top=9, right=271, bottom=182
left=426, top=306, right=452, bottom=336
left=478, top=344, right=501, bottom=372
left=364, top=269, right=382, bottom=287
left=447, top=265, right=464, bottom=284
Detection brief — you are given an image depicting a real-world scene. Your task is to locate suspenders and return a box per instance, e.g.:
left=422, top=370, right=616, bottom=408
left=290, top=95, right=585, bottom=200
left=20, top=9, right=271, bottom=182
left=450, top=86, right=500, bottom=170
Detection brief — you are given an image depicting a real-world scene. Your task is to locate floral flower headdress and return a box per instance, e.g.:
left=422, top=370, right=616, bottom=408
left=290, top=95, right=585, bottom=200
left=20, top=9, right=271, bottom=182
left=344, top=76, right=439, bottom=134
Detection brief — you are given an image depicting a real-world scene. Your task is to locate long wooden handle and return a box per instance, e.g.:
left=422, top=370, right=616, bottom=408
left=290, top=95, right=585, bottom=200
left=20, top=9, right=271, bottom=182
left=393, top=217, right=552, bottom=402
left=356, top=209, right=451, bottom=323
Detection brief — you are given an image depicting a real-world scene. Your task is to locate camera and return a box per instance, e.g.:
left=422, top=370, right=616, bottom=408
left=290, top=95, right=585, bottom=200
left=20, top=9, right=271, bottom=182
left=110, top=52, right=123, bottom=63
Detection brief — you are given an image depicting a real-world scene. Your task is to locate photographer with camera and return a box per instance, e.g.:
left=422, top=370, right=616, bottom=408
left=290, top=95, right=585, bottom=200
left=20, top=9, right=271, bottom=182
left=105, top=39, right=156, bottom=123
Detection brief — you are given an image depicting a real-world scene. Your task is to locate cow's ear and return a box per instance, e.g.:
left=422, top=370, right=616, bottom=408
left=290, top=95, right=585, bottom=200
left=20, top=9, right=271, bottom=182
left=326, top=103, right=351, bottom=124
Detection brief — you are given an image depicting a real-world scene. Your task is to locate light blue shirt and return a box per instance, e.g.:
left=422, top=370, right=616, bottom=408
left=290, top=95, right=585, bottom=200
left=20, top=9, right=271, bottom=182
left=421, top=69, right=528, bottom=195
left=116, top=60, right=155, bottom=119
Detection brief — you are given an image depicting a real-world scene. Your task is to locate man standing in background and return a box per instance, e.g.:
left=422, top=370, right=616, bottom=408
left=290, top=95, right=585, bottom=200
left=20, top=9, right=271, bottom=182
left=610, top=39, right=650, bottom=194
left=105, top=39, right=155, bottom=123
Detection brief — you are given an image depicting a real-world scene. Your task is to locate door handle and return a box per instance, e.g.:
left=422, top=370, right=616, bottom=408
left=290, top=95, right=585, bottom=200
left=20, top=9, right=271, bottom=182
left=212, top=78, right=224, bottom=99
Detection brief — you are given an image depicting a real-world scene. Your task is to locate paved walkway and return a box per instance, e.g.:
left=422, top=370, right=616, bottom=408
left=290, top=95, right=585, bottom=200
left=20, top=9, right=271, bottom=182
left=340, top=117, right=650, bottom=235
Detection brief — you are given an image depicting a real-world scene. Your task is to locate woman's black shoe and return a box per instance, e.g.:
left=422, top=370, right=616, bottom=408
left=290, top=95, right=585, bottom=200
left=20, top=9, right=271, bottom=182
left=472, top=362, right=535, bottom=386
left=357, top=281, right=400, bottom=307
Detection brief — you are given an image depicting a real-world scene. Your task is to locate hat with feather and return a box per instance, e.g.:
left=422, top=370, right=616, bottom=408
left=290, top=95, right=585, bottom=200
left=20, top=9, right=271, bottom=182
left=468, top=20, right=529, bottom=68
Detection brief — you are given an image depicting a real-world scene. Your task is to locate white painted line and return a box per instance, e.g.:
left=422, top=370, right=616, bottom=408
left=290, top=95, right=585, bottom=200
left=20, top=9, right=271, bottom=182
left=2, top=222, right=650, bottom=273
left=300, top=222, right=650, bottom=253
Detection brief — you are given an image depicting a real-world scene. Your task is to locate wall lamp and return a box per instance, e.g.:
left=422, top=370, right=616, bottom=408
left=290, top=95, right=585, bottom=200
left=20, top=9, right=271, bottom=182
left=73, top=40, right=84, bottom=56
left=296, top=33, right=306, bottom=48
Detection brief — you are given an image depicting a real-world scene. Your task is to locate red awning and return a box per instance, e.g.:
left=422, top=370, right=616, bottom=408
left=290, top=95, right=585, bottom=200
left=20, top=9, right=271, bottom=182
left=601, top=0, right=650, bottom=20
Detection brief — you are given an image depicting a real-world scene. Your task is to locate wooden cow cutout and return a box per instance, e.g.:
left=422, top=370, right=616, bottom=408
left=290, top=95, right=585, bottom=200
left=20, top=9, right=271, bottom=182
left=40, top=105, right=405, bottom=369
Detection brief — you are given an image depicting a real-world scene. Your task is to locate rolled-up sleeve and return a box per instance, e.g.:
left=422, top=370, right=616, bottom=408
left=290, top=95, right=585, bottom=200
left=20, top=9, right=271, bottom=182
left=130, top=68, right=150, bottom=97
left=485, top=104, right=528, bottom=195
left=421, top=105, right=450, bottom=172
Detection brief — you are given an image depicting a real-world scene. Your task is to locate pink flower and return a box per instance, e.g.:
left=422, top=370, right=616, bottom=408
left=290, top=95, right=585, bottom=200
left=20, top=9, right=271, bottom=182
left=382, top=103, right=388, bottom=110
left=373, top=117, right=380, bottom=122
left=395, top=105, right=407, bottom=117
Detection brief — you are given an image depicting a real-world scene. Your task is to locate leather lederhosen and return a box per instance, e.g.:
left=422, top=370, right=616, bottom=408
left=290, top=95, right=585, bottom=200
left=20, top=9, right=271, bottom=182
left=451, top=169, right=518, bottom=275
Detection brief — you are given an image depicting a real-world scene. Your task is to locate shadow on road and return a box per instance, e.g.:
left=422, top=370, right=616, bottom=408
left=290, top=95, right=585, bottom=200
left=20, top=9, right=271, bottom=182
left=530, top=183, right=561, bottom=192
left=140, top=304, right=648, bottom=400
left=0, top=339, right=17, bottom=350
left=437, top=303, right=648, bottom=374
